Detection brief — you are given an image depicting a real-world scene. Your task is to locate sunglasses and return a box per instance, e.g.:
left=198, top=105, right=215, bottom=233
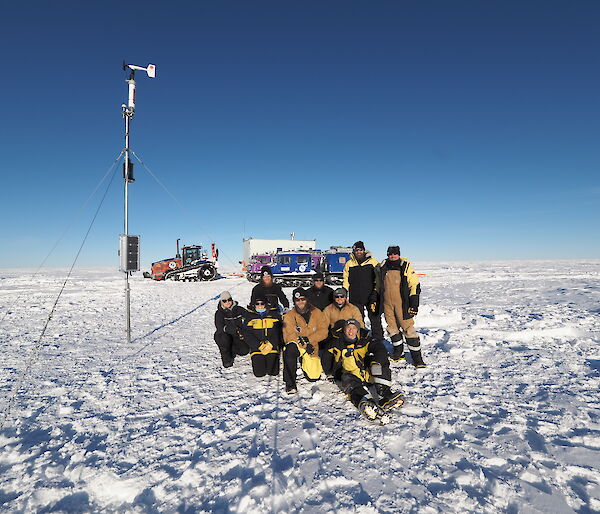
left=313, top=278, right=324, bottom=282
left=295, top=297, right=307, bottom=301
left=255, top=301, right=265, bottom=306
left=334, top=295, right=346, bottom=299
left=221, top=298, right=232, bottom=303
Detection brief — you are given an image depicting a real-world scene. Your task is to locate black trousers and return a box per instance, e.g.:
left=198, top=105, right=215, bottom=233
left=335, top=340, right=392, bottom=406
left=251, top=352, right=280, bottom=377
left=352, top=302, right=384, bottom=341
left=319, top=341, right=335, bottom=376
left=214, top=331, right=249, bottom=367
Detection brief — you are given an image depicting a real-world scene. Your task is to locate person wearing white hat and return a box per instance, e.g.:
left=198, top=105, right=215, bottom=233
left=213, top=291, right=249, bottom=368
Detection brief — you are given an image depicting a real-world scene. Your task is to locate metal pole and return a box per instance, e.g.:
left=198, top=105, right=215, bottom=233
left=123, top=73, right=134, bottom=344
left=120, top=63, right=153, bottom=344
left=124, top=112, right=131, bottom=343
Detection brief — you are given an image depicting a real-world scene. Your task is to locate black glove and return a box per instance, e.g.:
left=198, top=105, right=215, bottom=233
left=298, top=336, right=310, bottom=345
left=305, top=343, right=315, bottom=355
left=408, top=295, right=419, bottom=316
left=368, top=291, right=378, bottom=305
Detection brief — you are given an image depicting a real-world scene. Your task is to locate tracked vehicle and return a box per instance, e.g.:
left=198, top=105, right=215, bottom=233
left=144, top=239, right=218, bottom=281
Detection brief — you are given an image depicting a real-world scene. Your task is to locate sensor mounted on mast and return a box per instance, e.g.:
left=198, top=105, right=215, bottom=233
left=120, top=61, right=156, bottom=343
left=122, top=62, right=156, bottom=116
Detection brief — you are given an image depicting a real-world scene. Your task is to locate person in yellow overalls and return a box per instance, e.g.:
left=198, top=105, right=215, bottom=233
left=378, top=245, right=426, bottom=367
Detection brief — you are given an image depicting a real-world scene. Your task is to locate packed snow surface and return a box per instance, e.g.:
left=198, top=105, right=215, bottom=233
left=1, top=260, right=599, bottom=513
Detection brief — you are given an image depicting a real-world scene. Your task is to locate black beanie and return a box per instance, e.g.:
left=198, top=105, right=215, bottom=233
left=387, top=245, right=400, bottom=256
left=292, top=287, right=307, bottom=301
left=260, top=265, right=273, bottom=277
left=352, top=241, right=365, bottom=251
left=253, top=295, right=267, bottom=305
left=313, top=272, right=324, bottom=281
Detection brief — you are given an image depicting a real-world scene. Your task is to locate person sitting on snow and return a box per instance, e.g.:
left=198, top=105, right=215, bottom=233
left=243, top=295, right=282, bottom=378
left=213, top=290, right=250, bottom=368
left=328, top=319, right=403, bottom=421
left=282, top=288, right=329, bottom=394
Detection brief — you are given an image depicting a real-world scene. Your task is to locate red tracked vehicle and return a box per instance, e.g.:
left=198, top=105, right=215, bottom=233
left=144, top=239, right=218, bottom=281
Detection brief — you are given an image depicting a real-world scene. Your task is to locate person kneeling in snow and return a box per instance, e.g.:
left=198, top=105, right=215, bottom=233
left=213, top=291, right=250, bottom=368
left=282, top=288, right=329, bottom=394
left=243, top=295, right=282, bottom=378
left=329, top=319, right=403, bottom=421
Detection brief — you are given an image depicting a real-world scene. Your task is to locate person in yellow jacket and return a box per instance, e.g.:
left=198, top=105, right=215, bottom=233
left=282, top=288, right=329, bottom=394
left=378, top=245, right=426, bottom=367
left=242, top=295, right=282, bottom=378
left=329, top=319, right=403, bottom=421
left=342, top=241, right=384, bottom=341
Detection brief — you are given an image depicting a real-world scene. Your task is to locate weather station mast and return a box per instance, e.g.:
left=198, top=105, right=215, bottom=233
left=119, top=62, right=156, bottom=343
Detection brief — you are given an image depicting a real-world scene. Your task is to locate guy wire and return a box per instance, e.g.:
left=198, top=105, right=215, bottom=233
left=0, top=163, right=120, bottom=431
left=0, top=151, right=124, bottom=333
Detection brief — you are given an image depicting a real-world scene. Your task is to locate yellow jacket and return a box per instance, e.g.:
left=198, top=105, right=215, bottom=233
left=343, top=252, right=380, bottom=305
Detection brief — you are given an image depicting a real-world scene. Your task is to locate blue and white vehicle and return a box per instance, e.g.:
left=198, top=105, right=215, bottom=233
left=321, top=247, right=352, bottom=285
left=270, top=251, right=318, bottom=287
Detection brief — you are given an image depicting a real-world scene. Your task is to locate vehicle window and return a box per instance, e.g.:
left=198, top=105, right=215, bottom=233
left=297, top=256, right=309, bottom=264
left=279, top=256, right=291, bottom=265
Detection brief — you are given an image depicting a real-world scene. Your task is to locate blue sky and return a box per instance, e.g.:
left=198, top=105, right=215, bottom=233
left=1, top=0, right=598, bottom=268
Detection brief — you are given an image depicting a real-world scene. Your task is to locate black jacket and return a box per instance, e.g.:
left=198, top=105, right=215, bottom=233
left=251, top=282, right=289, bottom=312
left=242, top=309, right=282, bottom=353
left=305, top=284, right=334, bottom=311
left=343, top=253, right=380, bottom=306
left=214, top=302, right=248, bottom=337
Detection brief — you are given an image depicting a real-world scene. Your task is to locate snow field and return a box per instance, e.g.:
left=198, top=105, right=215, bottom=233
left=0, top=261, right=599, bottom=512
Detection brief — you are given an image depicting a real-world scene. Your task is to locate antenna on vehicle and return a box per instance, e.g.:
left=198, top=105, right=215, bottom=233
left=120, top=61, right=156, bottom=343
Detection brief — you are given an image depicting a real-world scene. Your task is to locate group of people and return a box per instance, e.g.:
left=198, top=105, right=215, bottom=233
left=213, top=241, right=425, bottom=421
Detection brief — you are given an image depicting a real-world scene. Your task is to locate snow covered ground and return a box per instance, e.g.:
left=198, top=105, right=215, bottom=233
left=1, top=260, right=599, bottom=513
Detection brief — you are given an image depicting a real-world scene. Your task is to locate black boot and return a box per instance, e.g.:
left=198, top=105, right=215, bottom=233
left=358, top=397, right=386, bottom=421
left=375, top=384, right=404, bottom=410
left=406, top=337, right=426, bottom=368
left=389, top=333, right=405, bottom=361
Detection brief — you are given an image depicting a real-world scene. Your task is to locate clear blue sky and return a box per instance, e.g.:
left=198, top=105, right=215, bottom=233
left=1, top=0, right=598, bottom=268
